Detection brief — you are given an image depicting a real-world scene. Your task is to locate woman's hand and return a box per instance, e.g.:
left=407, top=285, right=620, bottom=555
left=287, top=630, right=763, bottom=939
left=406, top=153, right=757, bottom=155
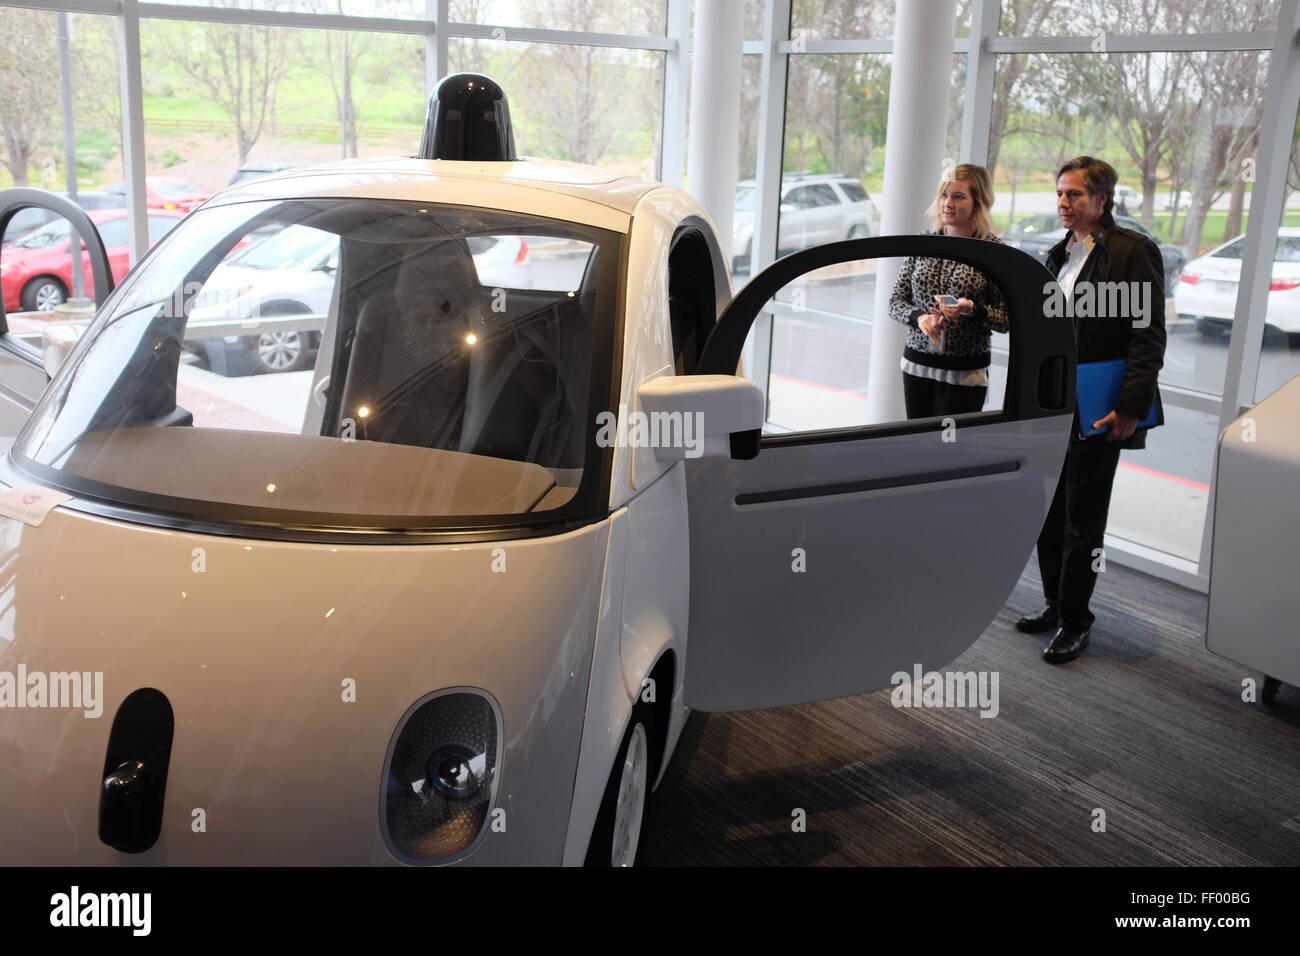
left=938, top=297, right=973, bottom=320
left=919, top=310, right=946, bottom=344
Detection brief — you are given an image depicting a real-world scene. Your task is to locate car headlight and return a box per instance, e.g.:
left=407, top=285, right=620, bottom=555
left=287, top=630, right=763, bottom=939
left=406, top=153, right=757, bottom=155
left=382, top=689, right=501, bottom=863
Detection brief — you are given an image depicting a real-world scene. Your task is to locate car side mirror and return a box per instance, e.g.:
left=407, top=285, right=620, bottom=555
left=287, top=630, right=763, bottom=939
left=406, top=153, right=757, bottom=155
left=42, top=322, right=82, bottom=378
left=634, top=374, right=764, bottom=461
left=779, top=202, right=794, bottom=213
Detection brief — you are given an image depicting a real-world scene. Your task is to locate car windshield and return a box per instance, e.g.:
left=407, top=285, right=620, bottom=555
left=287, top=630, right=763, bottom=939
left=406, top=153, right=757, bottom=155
left=1215, top=234, right=1300, bottom=263
left=9, top=219, right=71, bottom=249
left=1116, top=217, right=1152, bottom=238
left=838, top=181, right=869, bottom=202
left=1011, top=217, right=1059, bottom=236
left=1212, top=238, right=1247, bottom=260
left=12, top=197, right=620, bottom=533
left=230, top=224, right=334, bottom=270
left=735, top=185, right=756, bottom=212
left=228, top=168, right=277, bottom=185
left=1276, top=236, right=1300, bottom=262
left=2, top=208, right=56, bottom=242
left=153, top=181, right=198, bottom=199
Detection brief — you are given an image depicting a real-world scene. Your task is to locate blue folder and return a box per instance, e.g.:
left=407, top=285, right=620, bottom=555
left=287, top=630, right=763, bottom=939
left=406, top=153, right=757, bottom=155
left=1076, top=359, right=1163, bottom=436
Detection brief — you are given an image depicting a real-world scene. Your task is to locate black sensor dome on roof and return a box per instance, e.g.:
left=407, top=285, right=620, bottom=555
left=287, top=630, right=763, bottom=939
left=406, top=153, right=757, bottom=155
left=419, top=72, right=517, bottom=163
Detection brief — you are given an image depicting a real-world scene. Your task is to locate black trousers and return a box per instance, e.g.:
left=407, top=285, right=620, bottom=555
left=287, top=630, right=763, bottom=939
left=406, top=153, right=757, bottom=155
left=1036, top=437, right=1123, bottom=630
left=901, top=371, right=987, bottom=419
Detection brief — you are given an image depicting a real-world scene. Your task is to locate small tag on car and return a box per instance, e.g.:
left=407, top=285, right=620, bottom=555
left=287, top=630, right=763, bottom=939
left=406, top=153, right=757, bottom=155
left=0, top=483, right=72, bottom=527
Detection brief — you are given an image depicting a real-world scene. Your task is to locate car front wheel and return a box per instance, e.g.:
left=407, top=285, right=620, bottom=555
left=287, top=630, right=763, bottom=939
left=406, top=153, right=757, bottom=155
left=21, top=276, right=68, bottom=313
left=254, top=330, right=309, bottom=373
left=585, top=703, right=656, bottom=867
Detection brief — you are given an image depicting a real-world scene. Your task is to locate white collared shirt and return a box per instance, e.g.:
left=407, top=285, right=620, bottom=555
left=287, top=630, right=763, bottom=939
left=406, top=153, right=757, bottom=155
left=1056, top=232, right=1095, bottom=300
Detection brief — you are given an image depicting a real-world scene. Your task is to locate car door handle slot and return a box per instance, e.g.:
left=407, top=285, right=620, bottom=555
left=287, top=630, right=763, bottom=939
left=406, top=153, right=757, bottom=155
left=1037, top=355, right=1068, bottom=412
left=98, top=687, right=174, bottom=854
left=735, top=460, right=1021, bottom=506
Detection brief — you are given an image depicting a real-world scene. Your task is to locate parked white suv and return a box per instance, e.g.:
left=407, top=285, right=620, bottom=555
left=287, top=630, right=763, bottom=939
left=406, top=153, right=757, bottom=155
left=731, top=173, right=880, bottom=272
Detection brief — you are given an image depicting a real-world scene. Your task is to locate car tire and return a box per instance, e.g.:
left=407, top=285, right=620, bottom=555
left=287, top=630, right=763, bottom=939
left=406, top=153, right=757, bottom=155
left=21, top=276, right=68, bottom=313
left=1195, top=317, right=1228, bottom=338
left=253, top=330, right=310, bottom=374
left=585, top=701, right=658, bottom=867
left=1262, top=323, right=1289, bottom=347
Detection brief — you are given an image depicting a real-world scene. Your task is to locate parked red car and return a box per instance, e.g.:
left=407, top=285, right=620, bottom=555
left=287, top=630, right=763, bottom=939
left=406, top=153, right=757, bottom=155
left=103, top=176, right=209, bottom=213
left=1, top=209, right=185, bottom=313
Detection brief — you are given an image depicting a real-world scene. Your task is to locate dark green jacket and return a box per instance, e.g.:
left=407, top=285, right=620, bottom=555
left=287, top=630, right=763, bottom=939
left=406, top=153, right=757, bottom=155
left=1044, top=221, right=1167, bottom=449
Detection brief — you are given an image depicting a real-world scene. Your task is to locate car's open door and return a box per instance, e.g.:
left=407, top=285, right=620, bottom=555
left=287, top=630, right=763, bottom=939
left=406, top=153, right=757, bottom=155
left=683, top=235, right=1075, bottom=711
left=0, top=188, right=115, bottom=437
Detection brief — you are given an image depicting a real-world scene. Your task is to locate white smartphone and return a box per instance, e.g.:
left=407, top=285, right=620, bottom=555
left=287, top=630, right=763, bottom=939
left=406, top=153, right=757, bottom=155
left=934, top=294, right=960, bottom=308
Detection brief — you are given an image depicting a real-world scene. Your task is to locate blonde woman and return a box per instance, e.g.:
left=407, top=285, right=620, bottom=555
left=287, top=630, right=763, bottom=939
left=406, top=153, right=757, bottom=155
left=888, top=164, right=1008, bottom=418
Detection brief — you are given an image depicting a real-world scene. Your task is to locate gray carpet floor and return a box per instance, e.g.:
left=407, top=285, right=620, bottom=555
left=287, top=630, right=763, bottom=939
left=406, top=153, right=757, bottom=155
left=637, top=559, right=1300, bottom=865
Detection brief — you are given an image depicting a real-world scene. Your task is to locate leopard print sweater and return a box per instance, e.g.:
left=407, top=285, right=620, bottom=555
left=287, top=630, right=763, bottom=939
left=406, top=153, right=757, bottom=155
left=888, top=230, right=1009, bottom=371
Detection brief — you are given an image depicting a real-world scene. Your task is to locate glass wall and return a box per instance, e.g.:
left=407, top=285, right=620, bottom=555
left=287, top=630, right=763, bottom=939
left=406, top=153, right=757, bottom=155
left=449, top=0, right=666, bottom=35
left=996, top=0, right=1279, bottom=36
left=791, top=0, right=972, bottom=38
left=139, top=19, right=426, bottom=196
left=2, top=0, right=1296, bottom=584
left=1252, top=101, right=1300, bottom=405
left=449, top=36, right=665, bottom=176
left=0, top=9, right=121, bottom=329
left=986, top=44, right=1281, bottom=563
left=0, top=0, right=672, bottom=262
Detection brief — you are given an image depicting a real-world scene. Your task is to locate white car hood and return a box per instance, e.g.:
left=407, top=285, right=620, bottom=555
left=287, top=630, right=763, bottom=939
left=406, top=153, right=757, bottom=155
left=0, top=499, right=610, bottom=864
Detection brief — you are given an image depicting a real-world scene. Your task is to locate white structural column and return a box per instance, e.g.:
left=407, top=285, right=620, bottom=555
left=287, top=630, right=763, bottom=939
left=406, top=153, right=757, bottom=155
left=117, top=0, right=148, bottom=264
left=751, top=0, right=791, bottom=278
left=685, top=0, right=743, bottom=245
left=660, top=0, right=691, bottom=187
left=959, top=0, right=999, bottom=166
left=744, top=0, right=792, bottom=386
left=426, top=0, right=449, bottom=95
left=865, top=0, right=958, bottom=424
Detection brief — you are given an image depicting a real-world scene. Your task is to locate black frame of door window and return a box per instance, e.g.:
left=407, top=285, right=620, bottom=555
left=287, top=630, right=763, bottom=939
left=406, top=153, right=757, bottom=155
left=697, top=234, right=1077, bottom=451
left=0, top=188, right=116, bottom=332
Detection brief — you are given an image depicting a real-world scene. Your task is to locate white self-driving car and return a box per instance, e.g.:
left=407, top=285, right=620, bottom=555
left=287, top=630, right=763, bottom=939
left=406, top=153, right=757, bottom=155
left=0, top=75, right=1074, bottom=866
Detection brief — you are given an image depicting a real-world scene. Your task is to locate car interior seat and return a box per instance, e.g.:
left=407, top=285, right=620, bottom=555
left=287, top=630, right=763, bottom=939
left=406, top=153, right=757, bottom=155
left=336, top=236, right=487, bottom=450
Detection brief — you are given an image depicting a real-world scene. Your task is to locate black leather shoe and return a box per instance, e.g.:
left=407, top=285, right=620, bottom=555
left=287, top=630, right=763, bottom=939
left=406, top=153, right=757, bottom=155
left=1015, top=606, right=1059, bottom=633
left=1042, top=626, right=1090, bottom=664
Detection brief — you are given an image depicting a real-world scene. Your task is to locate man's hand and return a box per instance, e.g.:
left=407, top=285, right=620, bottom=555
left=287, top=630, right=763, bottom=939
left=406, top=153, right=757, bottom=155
left=1092, top=409, right=1138, bottom=441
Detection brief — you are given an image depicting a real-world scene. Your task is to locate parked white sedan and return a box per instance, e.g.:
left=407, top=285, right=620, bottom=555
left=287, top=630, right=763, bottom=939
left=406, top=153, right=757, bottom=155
left=1175, top=227, right=1300, bottom=338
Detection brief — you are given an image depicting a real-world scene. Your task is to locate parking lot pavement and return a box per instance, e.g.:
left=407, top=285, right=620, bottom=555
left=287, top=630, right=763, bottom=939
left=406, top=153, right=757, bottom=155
left=1107, top=462, right=1208, bottom=563
left=178, top=365, right=311, bottom=432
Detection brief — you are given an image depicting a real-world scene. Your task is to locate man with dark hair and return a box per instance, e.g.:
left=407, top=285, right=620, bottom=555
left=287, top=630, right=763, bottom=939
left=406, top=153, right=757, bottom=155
left=1016, top=156, right=1167, bottom=663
